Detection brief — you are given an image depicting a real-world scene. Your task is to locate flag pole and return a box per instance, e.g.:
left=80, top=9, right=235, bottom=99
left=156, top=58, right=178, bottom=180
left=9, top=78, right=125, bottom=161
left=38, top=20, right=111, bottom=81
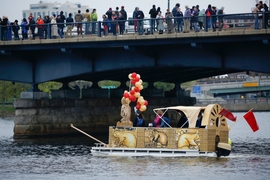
left=228, top=108, right=253, bottom=131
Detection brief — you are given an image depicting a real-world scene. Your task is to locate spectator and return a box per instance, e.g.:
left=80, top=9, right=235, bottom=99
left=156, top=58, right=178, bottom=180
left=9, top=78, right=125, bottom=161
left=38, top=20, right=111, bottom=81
left=36, top=16, right=44, bottom=39
left=177, top=111, right=189, bottom=128
left=84, top=9, right=91, bottom=34
left=75, top=10, right=83, bottom=35
left=50, top=16, right=58, bottom=39
left=183, top=5, right=191, bottom=33
left=156, top=11, right=165, bottom=34
left=153, top=110, right=163, bottom=127
left=120, top=6, right=127, bottom=32
left=218, top=6, right=225, bottom=31
left=191, top=6, right=200, bottom=32
left=111, top=11, right=118, bottom=36
left=160, top=112, right=171, bottom=128
left=91, top=9, right=98, bottom=34
left=1, top=16, right=8, bottom=41
left=66, top=13, right=74, bottom=38
left=198, top=9, right=205, bottom=30
left=106, top=8, right=113, bottom=21
left=175, top=7, right=183, bottom=33
left=56, top=15, right=64, bottom=38
left=28, top=13, right=35, bottom=39
left=166, top=9, right=174, bottom=34
left=118, top=12, right=125, bottom=36
left=205, top=4, right=212, bottom=30
left=102, top=14, right=109, bottom=37
left=12, top=20, right=20, bottom=40
left=21, top=18, right=28, bottom=40
left=136, top=7, right=145, bottom=35
left=149, top=4, right=157, bottom=32
left=211, top=6, right=217, bottom=32
left=133, top=7, right=139, bottom=32
left=59, top=11, right=66, bottom=35
left=263, top=3, right=269, bottom=29
left=43, top=15, right=50, bottom=39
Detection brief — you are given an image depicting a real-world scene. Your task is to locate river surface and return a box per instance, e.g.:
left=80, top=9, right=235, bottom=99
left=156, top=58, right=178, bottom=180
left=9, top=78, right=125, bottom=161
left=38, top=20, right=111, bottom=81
left=0, top=112, right=270, bottom=180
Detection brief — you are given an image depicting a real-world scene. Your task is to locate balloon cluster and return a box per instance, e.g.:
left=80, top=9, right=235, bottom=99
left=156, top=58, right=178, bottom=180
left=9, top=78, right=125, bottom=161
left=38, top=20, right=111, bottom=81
left=122, top=72, right=148, bottom=112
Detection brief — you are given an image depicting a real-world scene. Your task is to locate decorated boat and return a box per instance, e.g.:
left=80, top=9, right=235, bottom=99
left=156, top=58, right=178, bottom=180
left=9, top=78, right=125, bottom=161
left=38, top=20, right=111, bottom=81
left=71, top=72, right=259, bottom=157
left=89, top=103, right=231, bottom=157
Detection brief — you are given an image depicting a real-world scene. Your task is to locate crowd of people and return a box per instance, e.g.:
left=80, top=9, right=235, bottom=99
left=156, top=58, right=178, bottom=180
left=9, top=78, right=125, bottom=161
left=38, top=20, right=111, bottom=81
left=0, top=1, right=269, bottom=41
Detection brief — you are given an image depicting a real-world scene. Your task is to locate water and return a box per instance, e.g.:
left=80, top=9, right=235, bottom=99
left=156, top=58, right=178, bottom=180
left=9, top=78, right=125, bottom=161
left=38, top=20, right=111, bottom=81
left=1, top=112, right=270, bottom=180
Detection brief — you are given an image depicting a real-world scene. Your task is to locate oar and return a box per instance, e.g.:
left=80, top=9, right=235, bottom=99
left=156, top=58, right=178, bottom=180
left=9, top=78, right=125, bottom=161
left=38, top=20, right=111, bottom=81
left=70, top=124, right=107, bottom=146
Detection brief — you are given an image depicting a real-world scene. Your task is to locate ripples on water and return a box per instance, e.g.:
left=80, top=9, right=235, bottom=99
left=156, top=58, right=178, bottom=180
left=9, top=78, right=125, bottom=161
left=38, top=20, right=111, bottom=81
left=1, top=112, right=270, bottom=180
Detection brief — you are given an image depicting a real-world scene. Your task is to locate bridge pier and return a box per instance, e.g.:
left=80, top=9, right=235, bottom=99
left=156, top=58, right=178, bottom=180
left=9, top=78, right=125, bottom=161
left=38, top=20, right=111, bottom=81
left=13, top=91, right=195, bottom=138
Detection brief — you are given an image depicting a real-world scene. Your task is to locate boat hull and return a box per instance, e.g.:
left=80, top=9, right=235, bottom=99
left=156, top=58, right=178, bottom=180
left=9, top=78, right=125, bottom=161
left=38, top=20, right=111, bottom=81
left=91, top=147, right=217, bottom=157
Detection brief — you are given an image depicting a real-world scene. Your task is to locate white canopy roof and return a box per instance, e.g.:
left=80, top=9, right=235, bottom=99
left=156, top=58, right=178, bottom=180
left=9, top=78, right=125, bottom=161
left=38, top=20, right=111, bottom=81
left=153, top=106, right=206, bottom=128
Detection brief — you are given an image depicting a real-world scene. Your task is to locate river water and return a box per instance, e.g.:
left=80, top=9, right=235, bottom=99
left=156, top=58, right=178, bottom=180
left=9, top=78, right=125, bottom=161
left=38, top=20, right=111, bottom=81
left=0, top=112, right=270, bottom=180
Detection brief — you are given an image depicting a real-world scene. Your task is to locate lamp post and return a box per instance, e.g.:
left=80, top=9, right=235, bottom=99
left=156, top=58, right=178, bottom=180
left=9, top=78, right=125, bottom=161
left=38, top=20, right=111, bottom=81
left=168, top=0, right=170, bottom=10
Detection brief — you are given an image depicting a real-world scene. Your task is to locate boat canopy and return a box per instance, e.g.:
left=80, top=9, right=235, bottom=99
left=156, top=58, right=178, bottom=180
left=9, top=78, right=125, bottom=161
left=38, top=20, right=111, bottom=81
left=153, top=106, right=206, bottom=128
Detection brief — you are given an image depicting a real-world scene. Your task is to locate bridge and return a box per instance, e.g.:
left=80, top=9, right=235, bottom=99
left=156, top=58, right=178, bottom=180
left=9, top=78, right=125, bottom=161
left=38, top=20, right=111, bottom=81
left=1, top=14, right=270, bottom=88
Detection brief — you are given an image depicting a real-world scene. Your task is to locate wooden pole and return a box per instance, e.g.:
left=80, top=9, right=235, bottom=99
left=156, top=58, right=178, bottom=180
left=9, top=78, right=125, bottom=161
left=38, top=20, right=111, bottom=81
left=70, top=124, right=107, bottom=146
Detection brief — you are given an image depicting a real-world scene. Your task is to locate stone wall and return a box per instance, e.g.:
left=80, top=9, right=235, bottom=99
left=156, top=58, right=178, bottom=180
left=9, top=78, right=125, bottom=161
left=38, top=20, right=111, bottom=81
left=13, top=96, right=195, bottom=138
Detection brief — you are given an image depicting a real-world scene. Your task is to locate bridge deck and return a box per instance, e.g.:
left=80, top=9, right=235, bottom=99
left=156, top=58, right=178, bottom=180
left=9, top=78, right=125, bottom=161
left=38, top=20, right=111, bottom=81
left=1, top=28, right=269, bottom=47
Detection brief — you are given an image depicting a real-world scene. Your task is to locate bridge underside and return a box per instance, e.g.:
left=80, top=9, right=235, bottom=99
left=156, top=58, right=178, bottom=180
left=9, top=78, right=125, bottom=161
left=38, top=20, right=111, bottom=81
left=0, top=34, right=269, bottom=84
left=210, top=86, right=270, bottom=95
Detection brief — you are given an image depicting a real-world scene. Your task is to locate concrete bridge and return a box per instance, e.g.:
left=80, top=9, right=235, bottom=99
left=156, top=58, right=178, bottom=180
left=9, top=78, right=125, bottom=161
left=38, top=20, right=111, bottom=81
left=1, top=28, right=270, bottom=88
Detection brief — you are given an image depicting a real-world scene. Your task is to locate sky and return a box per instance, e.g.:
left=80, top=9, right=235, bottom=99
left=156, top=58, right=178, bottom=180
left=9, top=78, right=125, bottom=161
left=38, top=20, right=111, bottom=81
left=0, top=0, right=263, bottom=22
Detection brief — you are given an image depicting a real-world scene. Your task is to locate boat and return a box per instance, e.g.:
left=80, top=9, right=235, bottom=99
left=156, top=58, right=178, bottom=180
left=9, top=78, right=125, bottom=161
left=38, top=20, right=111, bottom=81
left=87, top=103, right=232, bottom=157
left=71, top=73, right=232, bottom=157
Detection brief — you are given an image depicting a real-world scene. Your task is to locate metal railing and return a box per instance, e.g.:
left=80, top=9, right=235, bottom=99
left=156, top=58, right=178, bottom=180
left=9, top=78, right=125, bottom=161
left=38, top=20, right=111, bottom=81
left=196, top=98, right=270, bottom=105
left=0, top=12, right=269, bottom=41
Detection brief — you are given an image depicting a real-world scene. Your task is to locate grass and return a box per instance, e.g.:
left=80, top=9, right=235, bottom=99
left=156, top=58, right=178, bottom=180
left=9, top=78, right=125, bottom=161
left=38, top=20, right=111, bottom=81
left=0, top=105, right=15, bottom=117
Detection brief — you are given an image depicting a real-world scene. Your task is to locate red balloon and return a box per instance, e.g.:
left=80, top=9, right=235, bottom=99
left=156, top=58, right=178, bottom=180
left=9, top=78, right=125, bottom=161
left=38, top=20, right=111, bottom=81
left=134, top=77, right=140, bottom=82
left=144, top=100, right=148, bottom=106
left=136, top=104, right=141, bottom=110
left=131, top=80, right=136, bottom=85
left=129, top=95, right=136, bottom=102
left=134, top=87, right=140, bottom=92
left=123, top=92, right=129, bottom=98
left=131, top=72, right=137, bottom=79
left=130, top=90, right=135, bottom=95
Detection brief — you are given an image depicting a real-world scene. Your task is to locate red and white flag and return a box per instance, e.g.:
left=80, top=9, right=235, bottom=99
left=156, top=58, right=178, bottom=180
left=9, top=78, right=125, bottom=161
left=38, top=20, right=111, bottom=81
left=219, top=108, right=237, bottom=122
left=243, top=110, right=259, bottom=132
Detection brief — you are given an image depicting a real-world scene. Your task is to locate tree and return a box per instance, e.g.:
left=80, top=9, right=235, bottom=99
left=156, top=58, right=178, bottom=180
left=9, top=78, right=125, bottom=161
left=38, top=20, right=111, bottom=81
left=181, top=81, right=197, bottom=91
left=38, top=81, right=62, bottom=96
left=154, top=82, right=175, bottom=91
left=0, top=81, right=31, bottom=107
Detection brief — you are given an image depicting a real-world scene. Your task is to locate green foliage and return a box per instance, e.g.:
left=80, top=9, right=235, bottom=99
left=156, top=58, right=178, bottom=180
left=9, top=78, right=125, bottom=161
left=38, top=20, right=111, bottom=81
left=38, top=82, right=62, bottom=93
left=69, top=80, right=92, bottom=89
left=0, top=81, right=31, bottom=105
left=181, top=81, right=197, bottom=91
left=98, top=80, right=121, bottom=88
left=154, top=82, right=175, bottom=91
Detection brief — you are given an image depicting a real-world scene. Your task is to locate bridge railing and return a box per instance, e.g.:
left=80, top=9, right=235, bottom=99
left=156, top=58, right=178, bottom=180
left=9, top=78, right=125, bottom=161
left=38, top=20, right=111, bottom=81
left=0, top=12, right=269, bottom=41
left=196, top=98, right=270, bottom=105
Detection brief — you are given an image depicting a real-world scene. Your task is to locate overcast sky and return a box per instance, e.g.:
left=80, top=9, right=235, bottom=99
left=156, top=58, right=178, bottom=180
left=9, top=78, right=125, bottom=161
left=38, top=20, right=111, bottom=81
left=0, top=0, right=263, bottom=22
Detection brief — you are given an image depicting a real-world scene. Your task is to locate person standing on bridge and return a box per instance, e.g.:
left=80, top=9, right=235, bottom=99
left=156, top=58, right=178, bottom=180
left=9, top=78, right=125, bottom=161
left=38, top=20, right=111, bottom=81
left=84, top=9, right=91, bottom=35
left=136, top=7, right=145, bottom=35
left=50, top=16, right=58, bottom=39
left=75, top=10, right=83, bottom=36
left=66, top=13, right=74, bottom=38
left=217, top=6, right=225, bottom=31
left=91, top=9, right=98, bottom=34
left=149, top=4, right=157, bottom=33
left=133, top=7, right=139, bottom=32
left=191, top=6, right=200, bottom=33
left=56, top=15, right=64, bottom=39
left=183, top=5, right=191, bottom=33
left=36, top=16, right=44, bottom=39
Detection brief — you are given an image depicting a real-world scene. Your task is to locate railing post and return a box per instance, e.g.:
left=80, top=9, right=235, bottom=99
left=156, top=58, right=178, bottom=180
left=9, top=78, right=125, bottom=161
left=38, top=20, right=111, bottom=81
left=0, top=25, right=2, bottom=41
left=98, top=21, right=101, bottom=37
left=204, top=15, right=208, bottom=32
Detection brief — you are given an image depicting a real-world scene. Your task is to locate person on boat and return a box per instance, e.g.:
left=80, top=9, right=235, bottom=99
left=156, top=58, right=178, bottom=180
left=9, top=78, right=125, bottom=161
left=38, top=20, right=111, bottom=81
left=153, top=109, right=163, bottom=127
left=133, top=110, right=146, bottom=127
left=196, top=111, right=205, bottom=128
left=177, top=111, right=189, bottom=128
left=160, top=111, right=171, bottom=127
